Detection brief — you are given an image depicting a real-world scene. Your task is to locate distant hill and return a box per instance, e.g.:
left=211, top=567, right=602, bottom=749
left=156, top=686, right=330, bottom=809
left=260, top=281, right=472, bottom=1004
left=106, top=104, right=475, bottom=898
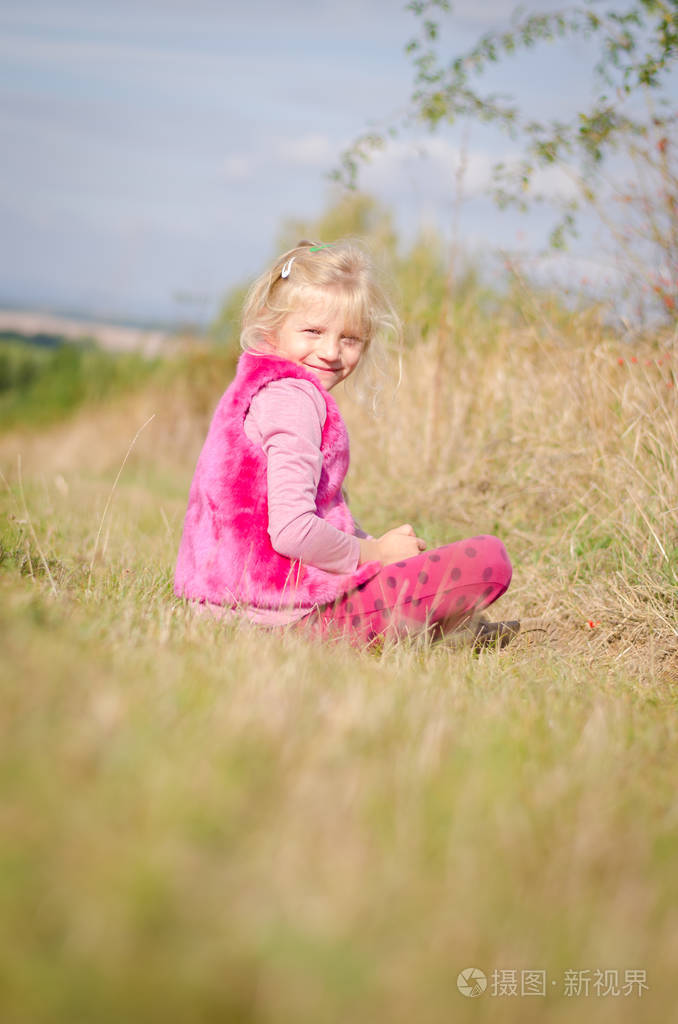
left=0, top=309, right=173, bottom=357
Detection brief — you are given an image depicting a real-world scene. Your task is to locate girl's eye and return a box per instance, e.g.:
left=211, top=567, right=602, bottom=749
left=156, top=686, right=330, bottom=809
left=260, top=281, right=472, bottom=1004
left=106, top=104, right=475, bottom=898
left=342, top=337, right=362, bottom=347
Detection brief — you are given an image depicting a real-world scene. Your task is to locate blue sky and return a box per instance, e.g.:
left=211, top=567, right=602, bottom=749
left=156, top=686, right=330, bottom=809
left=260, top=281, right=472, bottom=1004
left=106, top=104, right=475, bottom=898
left=1, top=0, right=666, bottom=325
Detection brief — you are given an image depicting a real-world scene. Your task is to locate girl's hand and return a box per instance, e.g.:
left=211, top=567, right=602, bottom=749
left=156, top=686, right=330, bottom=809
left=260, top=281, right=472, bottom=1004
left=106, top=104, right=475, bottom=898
left=358, top=524, right=426, bottom=566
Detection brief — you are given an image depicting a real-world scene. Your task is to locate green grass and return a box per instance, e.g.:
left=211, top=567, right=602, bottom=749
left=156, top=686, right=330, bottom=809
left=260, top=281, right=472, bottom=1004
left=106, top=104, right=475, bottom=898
left=1, top=308, right=677, bottom=1022
left=0, top=337, right=162, bottom=429
left=1, top=569, right=675, bottom=1023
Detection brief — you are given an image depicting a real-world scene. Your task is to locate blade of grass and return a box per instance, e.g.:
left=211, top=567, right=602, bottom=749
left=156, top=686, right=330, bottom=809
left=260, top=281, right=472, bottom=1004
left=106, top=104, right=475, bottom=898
left=87, top=414, right=155, bottom=591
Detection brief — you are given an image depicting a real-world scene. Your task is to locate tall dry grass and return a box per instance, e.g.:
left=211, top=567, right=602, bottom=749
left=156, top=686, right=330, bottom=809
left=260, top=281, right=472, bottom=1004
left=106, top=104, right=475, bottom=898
left=342, top=305, right=678, bottom=673
left=1, top=307, right=677, bottom=1022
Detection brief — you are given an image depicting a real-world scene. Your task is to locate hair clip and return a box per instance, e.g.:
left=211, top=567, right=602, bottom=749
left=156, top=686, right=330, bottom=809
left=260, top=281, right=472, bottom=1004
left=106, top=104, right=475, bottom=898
left=281, top=257, right=295, bottom=278
left=309, top=243, right=334, bottom=252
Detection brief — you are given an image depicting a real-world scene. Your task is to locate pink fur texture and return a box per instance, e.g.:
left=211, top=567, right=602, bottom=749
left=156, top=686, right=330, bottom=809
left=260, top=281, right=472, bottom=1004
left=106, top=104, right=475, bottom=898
left=174, top=350, right=381, bottom=609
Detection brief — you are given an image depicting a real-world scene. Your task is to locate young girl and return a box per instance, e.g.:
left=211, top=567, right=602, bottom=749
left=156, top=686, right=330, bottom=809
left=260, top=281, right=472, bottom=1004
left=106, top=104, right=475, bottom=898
left=174, top=239, right=514, bottom=646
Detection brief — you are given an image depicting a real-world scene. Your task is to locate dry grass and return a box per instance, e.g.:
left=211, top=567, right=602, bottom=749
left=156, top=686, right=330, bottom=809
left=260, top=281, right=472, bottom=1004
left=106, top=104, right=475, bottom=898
left=1, top=314, right=677, bottom=1022
left=343, top=315, right=678, bottom=674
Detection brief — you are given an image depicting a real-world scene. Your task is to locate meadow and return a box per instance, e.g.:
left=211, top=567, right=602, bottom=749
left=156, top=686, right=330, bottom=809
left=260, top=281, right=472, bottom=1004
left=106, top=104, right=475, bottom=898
left=1, top=279, right=677, bottom=1022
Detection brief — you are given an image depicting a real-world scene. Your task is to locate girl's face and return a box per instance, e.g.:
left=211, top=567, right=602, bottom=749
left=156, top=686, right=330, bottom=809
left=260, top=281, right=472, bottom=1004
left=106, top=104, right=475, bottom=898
left=269, top=290, right=365, bottom=391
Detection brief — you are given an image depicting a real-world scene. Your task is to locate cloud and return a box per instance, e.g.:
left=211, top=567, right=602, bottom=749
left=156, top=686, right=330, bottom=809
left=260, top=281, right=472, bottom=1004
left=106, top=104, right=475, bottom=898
left=357, top=134, right=579, bottom=203
left=276, top=134, right=335, bottom=168
left=529, top=163, right=579, bottom=202
left=220, top=134, right=337, bottom=182
left=222, top=156, right=253, bottom=182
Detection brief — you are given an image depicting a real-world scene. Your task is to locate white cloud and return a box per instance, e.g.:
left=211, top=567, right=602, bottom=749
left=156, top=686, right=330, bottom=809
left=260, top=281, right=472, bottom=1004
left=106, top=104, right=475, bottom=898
left=220, top=134, right=337, bottom=182
left=275, top=134, right=335, bottom=168
left=222, top=155, right=253, bottom=182
left=529, top=162, right=579, bottom=201
left=358, top=134, right=579, bottom=203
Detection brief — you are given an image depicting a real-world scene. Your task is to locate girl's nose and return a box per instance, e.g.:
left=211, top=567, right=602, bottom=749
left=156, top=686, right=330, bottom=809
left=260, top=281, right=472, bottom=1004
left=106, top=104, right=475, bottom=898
left=317, top=334, right=341, bottom=361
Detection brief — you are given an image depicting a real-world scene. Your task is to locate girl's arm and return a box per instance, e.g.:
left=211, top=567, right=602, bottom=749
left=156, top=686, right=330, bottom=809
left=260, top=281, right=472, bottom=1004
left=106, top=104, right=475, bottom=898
left=246, top=379, right=362, bottom=573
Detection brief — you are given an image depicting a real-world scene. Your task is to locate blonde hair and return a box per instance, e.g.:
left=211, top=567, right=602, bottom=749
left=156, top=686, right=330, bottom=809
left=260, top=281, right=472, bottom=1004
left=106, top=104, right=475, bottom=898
left=239, top=240, right=402, bottom=398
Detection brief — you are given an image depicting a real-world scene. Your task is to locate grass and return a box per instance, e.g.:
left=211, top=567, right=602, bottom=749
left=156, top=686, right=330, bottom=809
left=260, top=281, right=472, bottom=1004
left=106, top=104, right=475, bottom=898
left=1, top=304, right=677, bottom=1022
left=0, top=336, right=167, bottom=430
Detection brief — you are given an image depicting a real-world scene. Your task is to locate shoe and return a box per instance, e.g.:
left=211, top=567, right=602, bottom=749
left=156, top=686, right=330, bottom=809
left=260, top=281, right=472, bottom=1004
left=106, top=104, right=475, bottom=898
left=471, top=619, right=521, bottom=650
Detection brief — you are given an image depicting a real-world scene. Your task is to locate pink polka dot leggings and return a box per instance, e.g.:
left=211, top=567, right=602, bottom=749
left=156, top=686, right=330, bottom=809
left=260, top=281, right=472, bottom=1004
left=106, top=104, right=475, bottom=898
left=299, top=534, right=512, bottom=647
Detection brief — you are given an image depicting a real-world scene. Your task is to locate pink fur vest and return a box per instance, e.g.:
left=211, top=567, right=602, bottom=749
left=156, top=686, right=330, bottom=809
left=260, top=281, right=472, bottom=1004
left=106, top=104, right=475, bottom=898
left=174, top=350, right=381, bottom=609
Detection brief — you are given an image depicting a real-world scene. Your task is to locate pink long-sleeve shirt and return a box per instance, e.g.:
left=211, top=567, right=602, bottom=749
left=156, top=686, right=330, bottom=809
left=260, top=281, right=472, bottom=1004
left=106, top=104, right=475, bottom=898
left=194, top=377, right=368, bottom=627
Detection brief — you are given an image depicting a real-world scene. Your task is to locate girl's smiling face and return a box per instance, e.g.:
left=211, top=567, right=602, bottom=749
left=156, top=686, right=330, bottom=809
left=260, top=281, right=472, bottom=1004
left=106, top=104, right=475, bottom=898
left=268, top=289, right=365, bottom=391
